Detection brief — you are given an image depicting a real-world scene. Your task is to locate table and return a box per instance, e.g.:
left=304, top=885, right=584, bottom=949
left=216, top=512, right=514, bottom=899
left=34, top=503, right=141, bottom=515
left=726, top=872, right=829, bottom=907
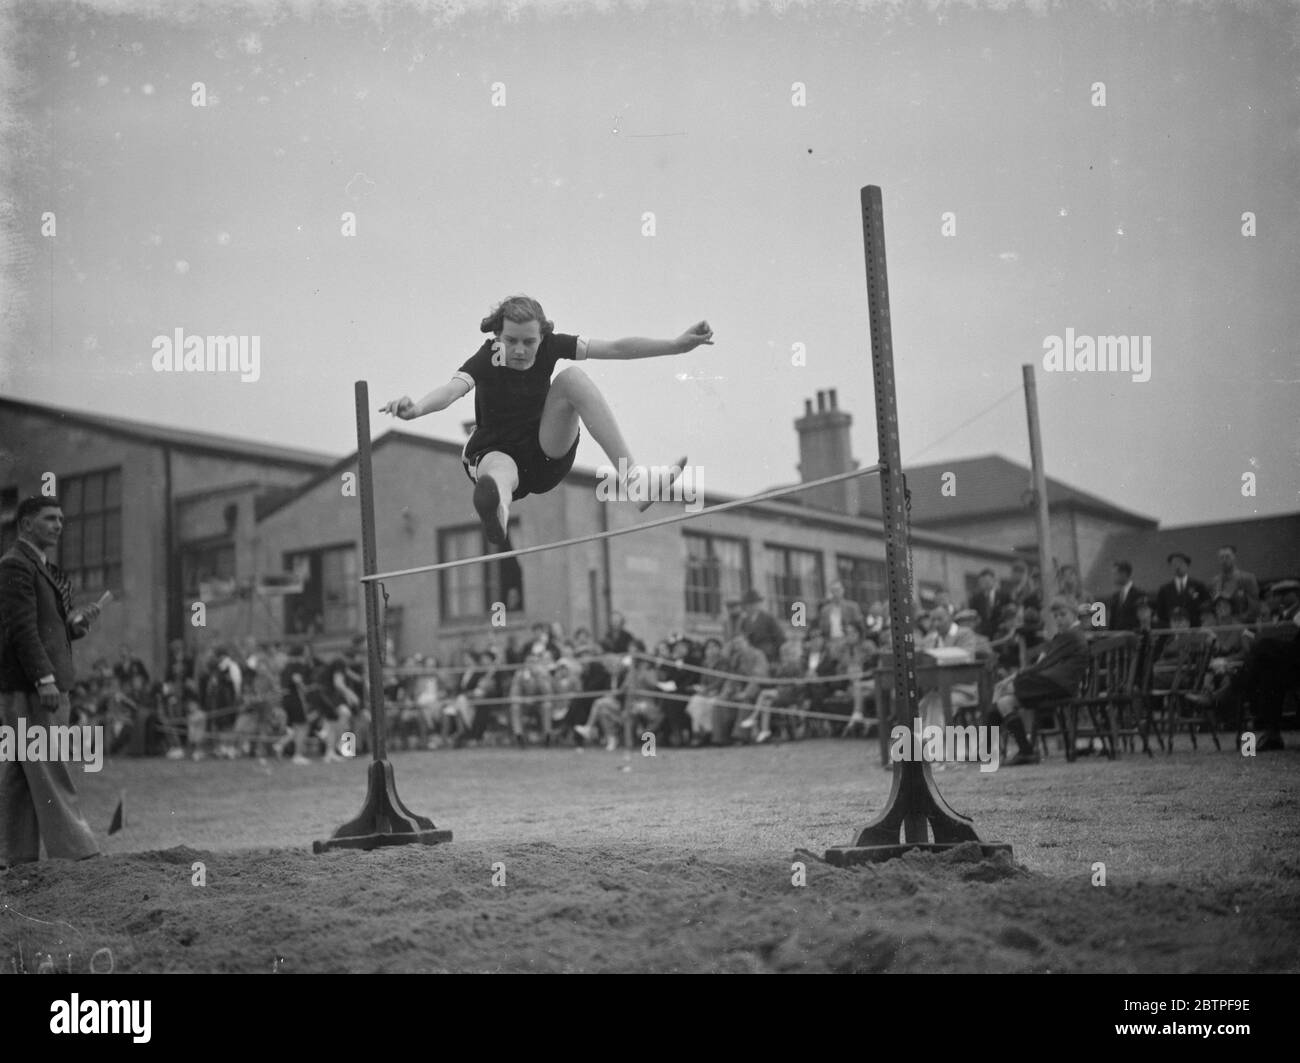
left=873, top=659, right=995, bottom=766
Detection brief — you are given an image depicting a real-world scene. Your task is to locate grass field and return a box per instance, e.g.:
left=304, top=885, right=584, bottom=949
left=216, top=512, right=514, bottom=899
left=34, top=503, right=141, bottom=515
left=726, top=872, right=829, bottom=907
left=2, top=738, right=1298, bottom=973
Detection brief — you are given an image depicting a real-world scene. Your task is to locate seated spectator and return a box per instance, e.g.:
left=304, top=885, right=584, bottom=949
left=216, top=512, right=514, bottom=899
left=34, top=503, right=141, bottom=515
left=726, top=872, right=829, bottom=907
left=576, top=655, right=656, bottom=751
left=915, top=607, right=981, bottom=731
left=1056, top=564, right=1090, bottom=612
left=1151, top=607, right=1197, bottom=689
left=549, top=658, right=583, bottom=741
left=681, top=637, right=731, bottom=745
left=739, top=639, right=805, bottom=743
left=802, top=629, right=843, bottom=718
left=159, top=686, right=186, bottom=758
left=600, top=611, right=637, bottom=655
left=655, top=637, right=697, bottom=746
left=233, top=663, right=283, bottom=759
left=1220, top=610, right=1299, bottom=751
left=709, top=632, right=770, bottom=745
left=1210, top=545, right=1261, bottom=623
left=1016, top=605, right=1047, bottom=664
left=113, top=644, right=150, bottom=686
left=986, top=597, right=1090, bottom=765
left=1266, top=579, right=1300, bottom=623
left=864, top=600, right=886, bottom=640
left=988, top=604, right=1022, bottom=674
left=389, top=684, right=428, bottom=750
left=1209, top=596, right=1248, bottom=659
left=1007, top=558, right=1042, bottom=611
left=817, top=578, right=865, bottom=650
left=915, top=609, right=938, bottom=649
left=572, top=627, right=599, bottom=659
left=508, top=651, right=554, bottom=746
left=739, top=589, right=785, bottom=665
left=279, top=644, right=316, bottom=764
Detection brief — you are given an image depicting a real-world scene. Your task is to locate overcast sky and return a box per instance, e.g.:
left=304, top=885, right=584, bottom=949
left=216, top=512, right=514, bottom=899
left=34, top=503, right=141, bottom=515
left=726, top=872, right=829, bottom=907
left=2, top=0, right=1297, bottom=528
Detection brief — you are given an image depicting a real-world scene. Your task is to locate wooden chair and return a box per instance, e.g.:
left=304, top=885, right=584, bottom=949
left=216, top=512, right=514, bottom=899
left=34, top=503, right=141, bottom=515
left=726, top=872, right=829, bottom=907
left=1151, top=631, right=1218, bottom=752
left=1053, top=632, right=1143, bottom=761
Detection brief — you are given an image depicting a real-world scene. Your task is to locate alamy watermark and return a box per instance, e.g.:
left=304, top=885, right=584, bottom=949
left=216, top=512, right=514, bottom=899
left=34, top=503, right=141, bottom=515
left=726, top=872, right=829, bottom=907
left=889, top=718, right=1001, bottom=773
left=594, top=458, right=703, bottom=512
left=1042, top=329, right=1150, bottom=383
left=0, top=722, right=104, bottom=773
left=151, top=329, right=261, bottom=382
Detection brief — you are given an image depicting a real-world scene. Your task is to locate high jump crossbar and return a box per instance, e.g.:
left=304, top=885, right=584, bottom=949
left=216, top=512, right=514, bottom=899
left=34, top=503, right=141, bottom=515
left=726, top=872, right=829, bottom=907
left=360, top=463, right=882, bottom=584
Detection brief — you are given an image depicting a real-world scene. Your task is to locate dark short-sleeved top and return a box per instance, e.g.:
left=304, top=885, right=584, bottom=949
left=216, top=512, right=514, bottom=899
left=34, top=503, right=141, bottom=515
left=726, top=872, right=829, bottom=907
left=456, top=332, right=583, bottom=456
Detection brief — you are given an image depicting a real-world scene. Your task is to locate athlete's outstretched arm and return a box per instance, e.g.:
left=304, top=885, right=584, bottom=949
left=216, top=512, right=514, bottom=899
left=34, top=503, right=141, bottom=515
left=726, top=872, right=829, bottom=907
left=379, top=377, right=471, bottom=420
left=586, top=320, right=713, bottom=361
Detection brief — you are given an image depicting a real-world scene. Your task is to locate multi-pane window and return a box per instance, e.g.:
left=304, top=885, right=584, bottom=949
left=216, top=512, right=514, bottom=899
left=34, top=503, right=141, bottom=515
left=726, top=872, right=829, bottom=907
left=181, top=540, right=237, bottom=598
left=684, top=532, right=751, bottom=617
left=438, top=521, right=523, bottom=622
left=836, top=555, right=886, bottom=610
left=59, top=468, right=123, bottom=592
left=284, top=544, right=359, bottom=635
left=764, top=544, right=824, bottom=618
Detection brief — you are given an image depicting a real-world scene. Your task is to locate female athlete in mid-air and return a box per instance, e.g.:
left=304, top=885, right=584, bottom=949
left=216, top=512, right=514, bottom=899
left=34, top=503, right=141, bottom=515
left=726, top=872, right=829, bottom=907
left=380, top=295, right=713, bottom=545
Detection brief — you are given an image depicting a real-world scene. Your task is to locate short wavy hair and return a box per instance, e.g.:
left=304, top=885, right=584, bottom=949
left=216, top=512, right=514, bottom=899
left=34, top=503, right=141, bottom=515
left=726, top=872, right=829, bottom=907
left=480, top=295, right=554, bottom=337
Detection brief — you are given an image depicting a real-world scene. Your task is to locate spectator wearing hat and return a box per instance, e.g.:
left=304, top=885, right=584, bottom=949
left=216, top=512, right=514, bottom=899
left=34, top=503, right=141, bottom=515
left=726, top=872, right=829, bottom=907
left=1211, top=546, right=1261, bottom=623
left=1265, top=579, right=1300, bottom=623
left=1107, top=560, right=1147, bottom=632
left=1155, top=552, right=1211, bottom=629
left=739, top=588, right=785, bottom=665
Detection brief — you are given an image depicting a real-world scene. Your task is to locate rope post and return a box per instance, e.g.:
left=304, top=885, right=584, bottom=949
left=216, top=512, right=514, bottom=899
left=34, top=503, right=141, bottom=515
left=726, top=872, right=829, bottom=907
left=823, top=186, right=1011, bottom=865
left=311, top=381, right=452, bottom=853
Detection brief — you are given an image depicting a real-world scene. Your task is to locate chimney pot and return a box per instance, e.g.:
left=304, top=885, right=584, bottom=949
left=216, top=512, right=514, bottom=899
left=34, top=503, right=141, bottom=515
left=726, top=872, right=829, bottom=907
left=804, top=399, right=812, bottom=416
left=829, top=388, right=837, bottom=409
left=816, top=391, right=826, bottom=412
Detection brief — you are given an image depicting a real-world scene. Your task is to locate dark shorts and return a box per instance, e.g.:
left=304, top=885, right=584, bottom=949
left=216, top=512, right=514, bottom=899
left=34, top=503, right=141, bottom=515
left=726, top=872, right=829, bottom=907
left=463, top=429, right=580, bottom=501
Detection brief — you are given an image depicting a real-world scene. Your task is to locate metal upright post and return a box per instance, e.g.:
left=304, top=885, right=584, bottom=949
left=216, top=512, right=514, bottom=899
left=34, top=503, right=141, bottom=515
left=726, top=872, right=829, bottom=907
left=823, top=187, right=1011, bottom=865
left=311, top=382, right=452, bottom=853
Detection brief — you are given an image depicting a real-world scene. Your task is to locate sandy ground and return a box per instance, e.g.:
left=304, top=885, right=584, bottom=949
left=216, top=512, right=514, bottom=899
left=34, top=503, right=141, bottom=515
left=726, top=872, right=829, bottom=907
left=2, top=738, right=1298, bottom=973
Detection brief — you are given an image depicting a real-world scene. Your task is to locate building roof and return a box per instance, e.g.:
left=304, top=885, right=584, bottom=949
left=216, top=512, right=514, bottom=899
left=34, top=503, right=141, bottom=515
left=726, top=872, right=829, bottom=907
left=849, top=454, right=1158, bottom=527
left=1083, top=513, right=1300, bottom=594
left=0, top=396, right=338, bottom=471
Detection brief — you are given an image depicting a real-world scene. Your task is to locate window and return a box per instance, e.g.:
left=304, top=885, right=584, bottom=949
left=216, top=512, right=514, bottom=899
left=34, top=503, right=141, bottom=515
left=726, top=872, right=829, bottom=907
left=0, top=486, right=16, bottom=555
left=765, top=544, right=824, bottom=618
left=58, top=468, right=123, bottom=592
left=283, top=544, right=359, bottom=636
left=180, top=539, right=237, bottom=598
left=438, top=521, right=522, bottom=622
left=684, top=532, right=750, bottom=617
left=836, top=555, right=886, bottom=609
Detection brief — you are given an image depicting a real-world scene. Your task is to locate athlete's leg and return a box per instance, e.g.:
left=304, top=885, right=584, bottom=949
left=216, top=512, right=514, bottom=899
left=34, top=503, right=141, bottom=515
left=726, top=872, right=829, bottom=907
left=538, top=367, right=631, bottom=462
left=540, top=367, right=686, bottom=504
left=472, top=451, right=519, bottom=545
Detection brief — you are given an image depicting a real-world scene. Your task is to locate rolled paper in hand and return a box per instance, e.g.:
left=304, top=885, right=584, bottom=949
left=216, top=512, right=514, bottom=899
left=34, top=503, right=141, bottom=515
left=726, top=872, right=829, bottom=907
left=96, top=590, right=114, bottom=609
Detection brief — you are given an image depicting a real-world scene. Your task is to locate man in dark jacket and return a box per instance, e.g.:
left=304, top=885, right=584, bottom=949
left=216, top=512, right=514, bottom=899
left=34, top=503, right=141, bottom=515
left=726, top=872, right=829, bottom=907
left=739, top=588, right=784, bottom=664
left=0, top=497, right=104, bottom=866
left=986, top=597, right=1090, bottom=765
left=1154, top=552, right=1211, bottom=629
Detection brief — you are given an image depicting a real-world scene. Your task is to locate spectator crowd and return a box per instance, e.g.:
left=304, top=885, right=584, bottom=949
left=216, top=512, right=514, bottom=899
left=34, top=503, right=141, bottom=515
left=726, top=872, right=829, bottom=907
left=66, top=543, right=1297, bottom=764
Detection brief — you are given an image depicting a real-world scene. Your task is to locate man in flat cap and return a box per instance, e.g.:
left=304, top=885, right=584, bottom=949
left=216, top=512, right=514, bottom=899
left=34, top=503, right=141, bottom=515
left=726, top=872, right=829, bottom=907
left=738, top=588, right=785, bottom=666
left=1155, top=551, right=1211, bottom=629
